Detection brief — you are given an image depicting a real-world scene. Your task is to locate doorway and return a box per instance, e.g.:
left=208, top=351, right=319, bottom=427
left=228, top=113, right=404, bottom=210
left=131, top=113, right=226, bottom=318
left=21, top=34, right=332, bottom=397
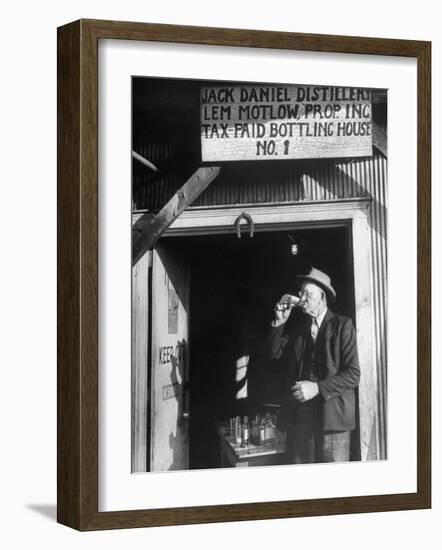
left=158, top=224, right=357, bottom=469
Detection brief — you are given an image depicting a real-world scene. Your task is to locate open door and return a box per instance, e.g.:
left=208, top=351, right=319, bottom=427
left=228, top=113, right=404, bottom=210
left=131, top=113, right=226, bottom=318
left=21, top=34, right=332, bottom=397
left=150, top=240, right=190, bottom=471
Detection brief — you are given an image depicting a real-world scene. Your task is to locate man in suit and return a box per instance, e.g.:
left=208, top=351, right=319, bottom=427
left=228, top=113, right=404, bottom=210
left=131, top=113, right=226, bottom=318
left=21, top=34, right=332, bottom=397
left=267, top=267, right=360, bottom=464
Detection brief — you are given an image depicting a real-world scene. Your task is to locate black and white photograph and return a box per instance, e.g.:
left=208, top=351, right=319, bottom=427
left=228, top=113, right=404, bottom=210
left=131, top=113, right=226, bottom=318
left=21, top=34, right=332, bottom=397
left=131, top=77, right=388, bottom=473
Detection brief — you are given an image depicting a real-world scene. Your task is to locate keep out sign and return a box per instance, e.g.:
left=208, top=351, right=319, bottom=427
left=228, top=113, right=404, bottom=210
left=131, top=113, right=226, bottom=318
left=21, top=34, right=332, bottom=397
left=159, top=342, right=185, bottom=366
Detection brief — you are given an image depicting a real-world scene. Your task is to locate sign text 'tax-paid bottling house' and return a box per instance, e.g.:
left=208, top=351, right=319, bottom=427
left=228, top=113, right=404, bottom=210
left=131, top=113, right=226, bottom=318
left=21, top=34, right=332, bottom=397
left=200, top=85, right=373, bottom=162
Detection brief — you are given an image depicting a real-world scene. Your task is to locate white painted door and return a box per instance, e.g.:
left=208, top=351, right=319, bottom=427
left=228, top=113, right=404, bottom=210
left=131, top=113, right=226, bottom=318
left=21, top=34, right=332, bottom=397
left=150, top=241, right=190, bottom=471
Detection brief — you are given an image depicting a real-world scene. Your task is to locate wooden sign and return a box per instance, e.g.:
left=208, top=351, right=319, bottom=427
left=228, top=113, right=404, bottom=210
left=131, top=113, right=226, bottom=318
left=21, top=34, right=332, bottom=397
left=200, top=85, right=373, bottom=161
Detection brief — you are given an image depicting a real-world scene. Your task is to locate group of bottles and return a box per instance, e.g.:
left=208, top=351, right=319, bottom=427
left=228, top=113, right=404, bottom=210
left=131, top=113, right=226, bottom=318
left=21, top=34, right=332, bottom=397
left=230, top=413, right=277, bottom=447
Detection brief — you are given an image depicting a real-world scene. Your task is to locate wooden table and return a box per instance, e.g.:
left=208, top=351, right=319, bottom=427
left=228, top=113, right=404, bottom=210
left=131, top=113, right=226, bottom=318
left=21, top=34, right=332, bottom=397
left=216, top=423, right=289, bottom=468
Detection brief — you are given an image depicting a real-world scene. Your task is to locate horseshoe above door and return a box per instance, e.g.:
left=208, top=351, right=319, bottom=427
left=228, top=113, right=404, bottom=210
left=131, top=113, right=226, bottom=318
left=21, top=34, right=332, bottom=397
left=234, top=212, right=255, bottom=239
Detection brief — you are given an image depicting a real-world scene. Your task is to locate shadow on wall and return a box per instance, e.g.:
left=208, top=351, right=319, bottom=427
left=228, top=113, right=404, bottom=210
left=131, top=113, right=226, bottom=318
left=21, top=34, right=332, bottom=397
left=155, top=241, right=190, bottom=315
left=302, top=157, right=387, bottom=240
left=167, top=338, right=187, bottom=471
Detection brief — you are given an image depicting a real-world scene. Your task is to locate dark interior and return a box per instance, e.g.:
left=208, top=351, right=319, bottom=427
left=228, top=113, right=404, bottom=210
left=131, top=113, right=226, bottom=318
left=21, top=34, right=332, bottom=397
left=161, top=224, right=357, bottom=469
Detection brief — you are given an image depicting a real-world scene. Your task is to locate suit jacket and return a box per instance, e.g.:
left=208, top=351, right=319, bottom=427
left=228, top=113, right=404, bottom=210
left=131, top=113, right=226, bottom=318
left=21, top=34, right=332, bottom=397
left=266, top=309, right=360, bottom=432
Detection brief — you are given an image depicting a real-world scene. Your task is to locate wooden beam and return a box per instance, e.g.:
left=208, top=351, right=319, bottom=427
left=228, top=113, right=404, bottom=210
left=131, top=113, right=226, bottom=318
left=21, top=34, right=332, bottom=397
left=132, top=151, right=159, bottom=172
left=132, top=166, right=221, bottom=265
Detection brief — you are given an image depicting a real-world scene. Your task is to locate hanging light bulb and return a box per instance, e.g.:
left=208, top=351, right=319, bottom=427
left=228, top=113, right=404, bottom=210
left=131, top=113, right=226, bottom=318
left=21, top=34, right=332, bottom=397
left=288, top=234, right=299, bottom=255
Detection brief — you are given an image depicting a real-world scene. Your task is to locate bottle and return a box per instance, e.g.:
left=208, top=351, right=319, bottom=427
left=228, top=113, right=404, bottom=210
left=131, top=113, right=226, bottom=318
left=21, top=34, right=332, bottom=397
left=252, top=415, right=257, bottom=442
left=266, top=413, right=275, bottom=440
left=250, top=420, right=257, bottom=444
left=235, top=416, right=242, bottom=445
left=242, top=416, right=249, bottom=446
left=259, top=422, right=266, bottom=443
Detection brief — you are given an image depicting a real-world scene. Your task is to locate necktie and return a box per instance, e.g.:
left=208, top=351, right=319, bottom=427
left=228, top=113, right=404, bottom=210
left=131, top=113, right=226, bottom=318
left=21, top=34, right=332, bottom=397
left=311, top=318, right=319, bottom=343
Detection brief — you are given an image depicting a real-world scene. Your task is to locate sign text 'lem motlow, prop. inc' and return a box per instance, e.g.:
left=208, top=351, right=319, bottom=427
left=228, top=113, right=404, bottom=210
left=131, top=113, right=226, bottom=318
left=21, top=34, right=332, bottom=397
left=200, top=85, right=373, bottom=162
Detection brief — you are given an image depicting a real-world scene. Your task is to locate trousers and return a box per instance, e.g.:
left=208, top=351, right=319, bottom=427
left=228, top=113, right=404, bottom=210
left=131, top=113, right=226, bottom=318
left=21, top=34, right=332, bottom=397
left=286, top=397, right=351, bottom=464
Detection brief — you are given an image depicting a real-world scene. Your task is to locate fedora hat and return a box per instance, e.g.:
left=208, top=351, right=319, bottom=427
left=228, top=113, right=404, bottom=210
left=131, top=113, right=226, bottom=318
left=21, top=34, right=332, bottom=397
left=296, top=266, right=336, bottom=302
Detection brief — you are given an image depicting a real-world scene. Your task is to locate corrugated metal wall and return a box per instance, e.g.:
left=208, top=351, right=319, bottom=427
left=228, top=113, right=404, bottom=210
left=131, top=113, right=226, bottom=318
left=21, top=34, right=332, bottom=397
left=133, top=152, right=388, bottom=459
left=133, top=151, right=380, bottom=210
left=303, top=154, right=388, bottom=459
left=364, top=155, right=388, bottom=459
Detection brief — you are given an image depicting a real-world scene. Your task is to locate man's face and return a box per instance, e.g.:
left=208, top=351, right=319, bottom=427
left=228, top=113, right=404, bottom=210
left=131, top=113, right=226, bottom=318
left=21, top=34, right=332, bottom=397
left=299, top=282, right=326, bottom=318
